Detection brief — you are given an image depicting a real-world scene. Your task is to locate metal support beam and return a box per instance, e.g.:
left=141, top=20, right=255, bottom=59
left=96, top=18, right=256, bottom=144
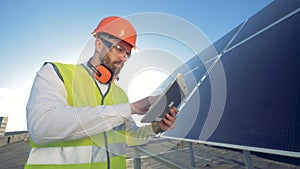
left=188, top=142, right=196, bottom=167
left=243, top=150, right=254, bottom=169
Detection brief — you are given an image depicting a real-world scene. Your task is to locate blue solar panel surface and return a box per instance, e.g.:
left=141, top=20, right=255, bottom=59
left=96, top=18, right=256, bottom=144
left=162, top=0, right=300, bottom=157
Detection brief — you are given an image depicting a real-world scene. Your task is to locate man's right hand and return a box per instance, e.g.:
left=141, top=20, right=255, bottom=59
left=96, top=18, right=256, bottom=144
left=130, top=95, right=160, bottom=115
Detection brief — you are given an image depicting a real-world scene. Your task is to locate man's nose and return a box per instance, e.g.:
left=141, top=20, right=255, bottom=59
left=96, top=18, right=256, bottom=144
left=119, top=53, right=128, bottom=61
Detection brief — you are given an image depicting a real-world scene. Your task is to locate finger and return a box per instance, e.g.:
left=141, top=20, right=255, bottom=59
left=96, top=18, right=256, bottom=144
left=159, top=108, right=178, bottom=130
left=160, top=116, right=177, bottom=130
left=165, top=113, right=176, bottom=123
left=163, top=116, right=174, bottom=127
left=168, top=109, right=177, bottom=118
left=167, top=108, right=177, bottom=119
left=158, top=121, right=168, bottom=131
left=163, top=108, right=177, bottom=122
left=170, top=107, right=179, bottom=115
left=167, top=108, right=177, bottom=122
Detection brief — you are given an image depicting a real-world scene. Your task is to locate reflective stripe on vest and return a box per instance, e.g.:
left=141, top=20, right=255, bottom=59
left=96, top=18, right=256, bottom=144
left=25, top=63, right=129, bottom=169
left=26, top=143, right=126, bottom=164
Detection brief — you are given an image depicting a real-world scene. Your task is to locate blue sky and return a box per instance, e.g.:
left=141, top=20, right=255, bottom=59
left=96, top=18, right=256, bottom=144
left=0, top=0, right=272, bottom=131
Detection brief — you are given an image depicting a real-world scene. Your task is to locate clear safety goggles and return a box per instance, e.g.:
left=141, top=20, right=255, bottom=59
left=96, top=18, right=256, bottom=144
left=100, top=37, right=132, bottom=59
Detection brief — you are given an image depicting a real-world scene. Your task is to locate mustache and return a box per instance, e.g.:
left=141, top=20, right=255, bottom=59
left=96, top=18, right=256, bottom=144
left=112, top=61, right=124, bottom=66
left=113, top=61, right=123, bottom=64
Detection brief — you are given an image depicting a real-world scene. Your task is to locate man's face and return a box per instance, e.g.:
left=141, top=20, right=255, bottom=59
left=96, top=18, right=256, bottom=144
left=101, top=39, right=132, bottom=75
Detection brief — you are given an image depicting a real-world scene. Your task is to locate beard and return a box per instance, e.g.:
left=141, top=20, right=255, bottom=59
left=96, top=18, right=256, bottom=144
left=102, top=54, right=124, bottom=75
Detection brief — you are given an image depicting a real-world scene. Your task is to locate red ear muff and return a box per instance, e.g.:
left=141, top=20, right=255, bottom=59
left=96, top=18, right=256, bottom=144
left=94, top=64, right=114, bottom=84
left=87, top=62, right=114, bottom=84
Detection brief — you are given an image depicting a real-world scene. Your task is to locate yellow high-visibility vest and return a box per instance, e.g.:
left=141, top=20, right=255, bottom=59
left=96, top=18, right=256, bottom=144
left=25, top=62, right=129, bottom=169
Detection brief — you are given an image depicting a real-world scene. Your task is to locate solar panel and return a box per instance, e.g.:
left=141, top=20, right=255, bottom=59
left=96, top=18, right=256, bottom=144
left=162, top=0, right=300, bottom=158
left=229, top=0, right=300, bottom=48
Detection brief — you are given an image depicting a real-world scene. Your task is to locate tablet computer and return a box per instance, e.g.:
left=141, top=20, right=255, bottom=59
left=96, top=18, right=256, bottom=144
left=141, top=73, right=188, bottom=123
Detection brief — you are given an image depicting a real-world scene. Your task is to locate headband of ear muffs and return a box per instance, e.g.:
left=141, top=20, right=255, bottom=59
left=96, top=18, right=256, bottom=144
left=87, top=61, right=114, bottom=84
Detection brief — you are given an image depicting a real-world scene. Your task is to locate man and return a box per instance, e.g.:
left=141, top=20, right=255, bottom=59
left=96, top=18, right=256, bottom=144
left=25, top=16, right=178, bottom=169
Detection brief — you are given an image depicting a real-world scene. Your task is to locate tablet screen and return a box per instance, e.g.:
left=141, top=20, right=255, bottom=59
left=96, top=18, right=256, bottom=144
left=141, top=73, right=188, bottom=123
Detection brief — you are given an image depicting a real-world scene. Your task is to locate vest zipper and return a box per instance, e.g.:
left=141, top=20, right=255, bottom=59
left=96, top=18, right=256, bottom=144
left=103, top=132, right=110, bottom=169
left=101, top=85, right=111, bottom=169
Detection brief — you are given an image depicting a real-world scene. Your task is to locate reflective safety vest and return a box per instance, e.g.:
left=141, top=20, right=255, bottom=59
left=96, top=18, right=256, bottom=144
left=25, top=62, right=129, bottom=169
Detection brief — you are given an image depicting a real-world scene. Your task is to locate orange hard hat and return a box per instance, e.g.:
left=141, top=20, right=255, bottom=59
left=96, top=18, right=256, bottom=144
left=92, top=16, right=137, bottom=48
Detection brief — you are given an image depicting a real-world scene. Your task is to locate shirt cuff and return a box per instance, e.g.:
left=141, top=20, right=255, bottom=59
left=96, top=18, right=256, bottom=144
left=148, top=124, right=157, bottom=136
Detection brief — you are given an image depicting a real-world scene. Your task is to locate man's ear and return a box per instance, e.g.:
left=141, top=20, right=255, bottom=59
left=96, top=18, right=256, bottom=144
left=95, top=38, right=102, bottom=52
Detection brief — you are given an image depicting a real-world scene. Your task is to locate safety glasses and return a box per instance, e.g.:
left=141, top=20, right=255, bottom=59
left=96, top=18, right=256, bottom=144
left=100, top=37, right=131, bottom=59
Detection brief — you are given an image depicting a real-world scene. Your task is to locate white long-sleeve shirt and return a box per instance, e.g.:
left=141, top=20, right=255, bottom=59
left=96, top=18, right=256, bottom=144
left=26, top=63, right=155, bottom=146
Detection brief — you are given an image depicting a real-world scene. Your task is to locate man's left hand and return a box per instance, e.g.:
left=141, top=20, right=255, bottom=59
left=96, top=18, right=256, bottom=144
left=158, top=106, right=178, bottom=131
